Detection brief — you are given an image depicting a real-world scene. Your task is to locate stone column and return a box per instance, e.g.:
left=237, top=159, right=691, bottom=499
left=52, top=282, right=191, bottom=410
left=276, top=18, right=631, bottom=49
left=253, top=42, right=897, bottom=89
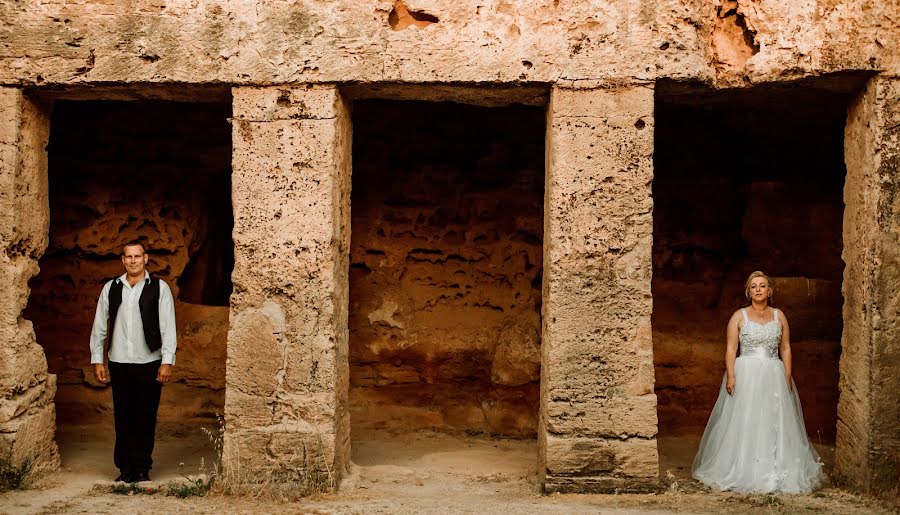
left=0, top=89, right=59, bottom=476
left=226, top=85, right=351, bottom=489
left=836, top=75, right=900, bottom=493
left=539, top=83, right=658, bottom=493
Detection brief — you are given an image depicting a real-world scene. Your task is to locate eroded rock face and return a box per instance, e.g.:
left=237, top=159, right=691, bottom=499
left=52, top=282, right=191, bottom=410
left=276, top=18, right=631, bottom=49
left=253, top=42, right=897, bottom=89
left=0, top=90, right=59, bottom=478
left=0, top=1, right=896, bottom=88
left=225, top=85, right=353, bottom=486
left=540, top=85, right=658, bottom=493
left=25, top=100, right=232, bottom=426
left=837, top=77, right=900, bottom=494
left=0, top=0, right=895, bottom=494
left=349, top=101, right=544, bottom=437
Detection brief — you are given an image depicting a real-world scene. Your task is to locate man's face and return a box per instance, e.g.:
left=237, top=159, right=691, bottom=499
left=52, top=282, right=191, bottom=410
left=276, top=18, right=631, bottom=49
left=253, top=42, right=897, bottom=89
left=122, top=244, right=148, bottom=277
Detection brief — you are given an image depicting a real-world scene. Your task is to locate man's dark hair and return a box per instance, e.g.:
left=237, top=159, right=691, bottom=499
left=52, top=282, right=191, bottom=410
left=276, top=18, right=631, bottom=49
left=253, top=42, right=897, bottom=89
left=122, top=240, right=147, bottom=254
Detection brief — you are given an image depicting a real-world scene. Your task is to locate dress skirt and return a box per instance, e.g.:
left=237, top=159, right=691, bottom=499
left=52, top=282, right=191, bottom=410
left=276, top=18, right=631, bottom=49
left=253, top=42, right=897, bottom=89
left=692, top=355, right=824, bottom=494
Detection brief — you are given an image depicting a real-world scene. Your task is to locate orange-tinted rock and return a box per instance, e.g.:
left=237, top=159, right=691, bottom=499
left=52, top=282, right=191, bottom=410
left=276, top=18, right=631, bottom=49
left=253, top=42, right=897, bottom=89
left=348, top=101, right=544, bottom=437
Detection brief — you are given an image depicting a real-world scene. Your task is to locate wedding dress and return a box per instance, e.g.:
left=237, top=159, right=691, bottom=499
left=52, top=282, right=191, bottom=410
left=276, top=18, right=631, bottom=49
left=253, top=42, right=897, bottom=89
left=692, top=307, right=824, bottom=494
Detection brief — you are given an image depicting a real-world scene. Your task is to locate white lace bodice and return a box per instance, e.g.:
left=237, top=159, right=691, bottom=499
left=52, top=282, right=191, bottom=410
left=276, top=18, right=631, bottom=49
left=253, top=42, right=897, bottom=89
left=739, top=308, right=781, bottom=359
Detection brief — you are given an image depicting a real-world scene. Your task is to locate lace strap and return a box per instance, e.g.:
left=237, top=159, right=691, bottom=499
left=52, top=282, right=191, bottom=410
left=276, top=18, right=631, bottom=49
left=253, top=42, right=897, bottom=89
left=741, top=308, right=748, bottom=323
left=773, top=308, right=779, bottom=322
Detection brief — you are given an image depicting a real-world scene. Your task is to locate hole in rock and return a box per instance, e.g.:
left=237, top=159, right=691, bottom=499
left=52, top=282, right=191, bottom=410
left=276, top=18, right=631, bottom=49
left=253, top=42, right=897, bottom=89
left=349, top=100, right=544, bottom=464
left=25, top=99, right=232, bottom=479
left=652, top=76, right=868, bottom=479
left=388, top=0, right=439, bottom=31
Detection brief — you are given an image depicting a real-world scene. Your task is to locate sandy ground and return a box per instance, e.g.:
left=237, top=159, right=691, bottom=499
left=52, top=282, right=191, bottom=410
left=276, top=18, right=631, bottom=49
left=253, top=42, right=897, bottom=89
left=0, top=423, right=895, bottom=514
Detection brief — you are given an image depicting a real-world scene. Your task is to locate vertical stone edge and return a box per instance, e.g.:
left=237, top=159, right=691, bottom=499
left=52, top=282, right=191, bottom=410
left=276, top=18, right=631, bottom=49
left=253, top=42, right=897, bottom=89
left=836, top=75, right=900, bottom=493
left=225, top=84, right=348, bottom=490
left=539, top=83, right=658, bottom=494
left=330, top=88, right=352, bottom=484
left=0, top=88, right=60, bottom=477
left=868, top=76, right=900, bottom=496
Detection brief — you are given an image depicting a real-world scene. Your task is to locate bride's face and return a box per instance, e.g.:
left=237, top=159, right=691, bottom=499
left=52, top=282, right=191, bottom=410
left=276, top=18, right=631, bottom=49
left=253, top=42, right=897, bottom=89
left=748, top=278, right=770, bottom=303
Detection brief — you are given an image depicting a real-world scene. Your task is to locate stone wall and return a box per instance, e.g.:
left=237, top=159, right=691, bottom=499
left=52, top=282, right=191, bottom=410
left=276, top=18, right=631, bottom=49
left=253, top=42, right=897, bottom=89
left=349, top=101, right=544, bottom=437
left=836, top=76, right=900, bottom=493
left=0, top=1, right=896, bottom=86
left=0, top=89, right=59, bottom=476
left=226, top=85, right=352, bottom=485
left=540, top=84, right=657, bottom=493
left=24, top=101, right=232, bottom=427
left=0, top=0, right=897, bottom=495
left=652, top=83, right=852, bottom=443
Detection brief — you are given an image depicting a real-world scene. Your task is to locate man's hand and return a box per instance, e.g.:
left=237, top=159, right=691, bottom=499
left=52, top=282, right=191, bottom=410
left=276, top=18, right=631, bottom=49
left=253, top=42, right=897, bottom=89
left=94, top=364, right=109, bottom=384
left=157, top=364, right=173, bottom=384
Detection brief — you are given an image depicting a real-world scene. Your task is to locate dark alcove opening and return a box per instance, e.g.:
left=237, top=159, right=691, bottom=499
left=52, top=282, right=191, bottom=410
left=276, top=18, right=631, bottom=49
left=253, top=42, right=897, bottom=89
left=349, top=100, right=545, bottom=440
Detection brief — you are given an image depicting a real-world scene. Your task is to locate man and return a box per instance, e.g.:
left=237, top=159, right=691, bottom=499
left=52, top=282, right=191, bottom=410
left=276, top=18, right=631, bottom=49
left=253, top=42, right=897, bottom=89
left=89, top=241, right=177, bottom=483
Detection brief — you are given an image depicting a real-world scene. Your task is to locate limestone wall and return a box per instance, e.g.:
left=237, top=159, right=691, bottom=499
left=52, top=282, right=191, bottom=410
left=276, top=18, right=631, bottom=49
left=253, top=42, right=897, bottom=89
left=226, top=85, right=352, bottom=485
left=0, top=0, right=897, bottom=496
left=0, top=1, right=896, bottom=86
left=540, top=84, right=657, bottom=493
left=349, top=101, right=544, bottom=437
left=837, top=76, right=900, bottom=493
left=0, top=89, right=59, bottom=477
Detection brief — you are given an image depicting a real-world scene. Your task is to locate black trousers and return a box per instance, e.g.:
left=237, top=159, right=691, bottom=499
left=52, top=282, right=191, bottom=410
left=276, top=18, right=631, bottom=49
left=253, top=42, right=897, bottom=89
left=108, top=360, right=162, bottom=475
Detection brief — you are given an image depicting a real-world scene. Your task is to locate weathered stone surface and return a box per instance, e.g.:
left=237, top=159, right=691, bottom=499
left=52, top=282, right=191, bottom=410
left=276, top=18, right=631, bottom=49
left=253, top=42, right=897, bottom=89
left=223, top=427, right=337, bottom=486
left=348, top=101, right=543, bottom=437
left=544, top=434, right=658, bottom=478
left=491, top=321, right=542, bottom=387
left=226, top=85, right=351, bottom=488
left=0, top=400, right=60, bottom=475
left=540, top=84, right=657, bottom=492
left=0, top=88, right=58, bottom=477
left=0, top=0, right=896, bottom=498
left=836, top=76, right=900, bottom=494
left=0, top=334, right=48, bottom=398
left=228, top=301, right=286, bottom=399
left=0, top=1, right=711, bottom=85
left=0, top=1, right=896, bottom=87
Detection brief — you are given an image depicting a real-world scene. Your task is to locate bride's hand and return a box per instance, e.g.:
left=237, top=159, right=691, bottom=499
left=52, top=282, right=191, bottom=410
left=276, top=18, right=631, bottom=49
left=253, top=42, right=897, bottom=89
left=726, top=376, right=736, bottom=395
left=786, top=375, right=793, bottom=392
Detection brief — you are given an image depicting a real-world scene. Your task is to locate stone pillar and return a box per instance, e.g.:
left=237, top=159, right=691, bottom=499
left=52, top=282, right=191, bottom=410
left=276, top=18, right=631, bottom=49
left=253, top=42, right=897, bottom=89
left=226, top=85, right=351, bottom=489
left=0, top=89, right=59, bottom=475
left=836, top=76, right=900, bottom=493
left=539, top=83, right=658, bottom=493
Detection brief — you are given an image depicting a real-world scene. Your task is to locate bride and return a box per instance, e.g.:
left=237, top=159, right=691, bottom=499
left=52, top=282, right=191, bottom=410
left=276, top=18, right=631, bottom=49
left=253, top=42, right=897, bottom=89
left=692, top=271, right=824, bottom=493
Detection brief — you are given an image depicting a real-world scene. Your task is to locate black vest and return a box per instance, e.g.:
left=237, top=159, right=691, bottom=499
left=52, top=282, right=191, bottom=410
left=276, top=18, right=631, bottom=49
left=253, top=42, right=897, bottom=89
left=107, top=276, right=162, bottom=353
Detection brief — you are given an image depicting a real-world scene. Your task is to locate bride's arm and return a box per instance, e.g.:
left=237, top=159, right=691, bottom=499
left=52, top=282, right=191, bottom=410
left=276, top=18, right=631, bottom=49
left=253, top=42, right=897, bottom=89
left=725, top=311, right=740, bottom=395
left=779, top=310, right=793, bottom=391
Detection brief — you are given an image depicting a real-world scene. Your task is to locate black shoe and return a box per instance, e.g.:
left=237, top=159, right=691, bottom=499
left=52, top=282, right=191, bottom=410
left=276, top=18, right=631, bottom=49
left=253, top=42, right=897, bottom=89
left=114, top=471, right=133, bottom=483
left=133, top=471, right=150, bottom=482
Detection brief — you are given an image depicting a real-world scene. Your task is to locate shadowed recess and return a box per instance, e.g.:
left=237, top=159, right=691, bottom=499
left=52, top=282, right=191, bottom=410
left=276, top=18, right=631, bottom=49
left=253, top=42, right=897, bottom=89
left=349, top=100, right=545, bottom=437
left=652, top=78, right=866, bottom=449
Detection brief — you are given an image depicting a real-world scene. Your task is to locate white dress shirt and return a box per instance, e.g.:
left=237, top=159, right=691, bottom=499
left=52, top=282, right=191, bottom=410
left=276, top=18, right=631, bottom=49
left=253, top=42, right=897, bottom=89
left=89, top=271, right=177, bottom=365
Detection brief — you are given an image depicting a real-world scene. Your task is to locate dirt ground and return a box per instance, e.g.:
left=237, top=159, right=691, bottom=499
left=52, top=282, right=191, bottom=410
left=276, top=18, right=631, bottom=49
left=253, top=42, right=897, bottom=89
left=0, top=423, right=895, bottom=514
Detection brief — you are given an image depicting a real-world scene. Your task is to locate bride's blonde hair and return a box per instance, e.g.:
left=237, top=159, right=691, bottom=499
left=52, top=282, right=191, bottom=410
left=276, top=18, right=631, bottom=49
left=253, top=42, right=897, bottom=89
left=745, top=271, right=773, bottom=301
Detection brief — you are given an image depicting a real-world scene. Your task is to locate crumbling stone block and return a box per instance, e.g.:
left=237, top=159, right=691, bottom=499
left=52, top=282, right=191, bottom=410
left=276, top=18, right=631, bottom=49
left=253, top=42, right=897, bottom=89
left=0, top=88, right=59, bottom=477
